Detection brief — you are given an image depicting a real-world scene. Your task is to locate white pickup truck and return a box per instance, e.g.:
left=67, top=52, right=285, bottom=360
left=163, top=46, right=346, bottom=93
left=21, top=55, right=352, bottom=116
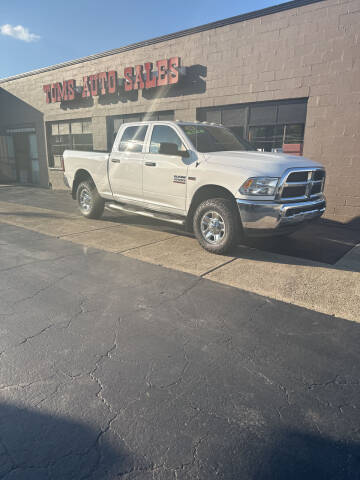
left=63, top=121, right=326, bottom=254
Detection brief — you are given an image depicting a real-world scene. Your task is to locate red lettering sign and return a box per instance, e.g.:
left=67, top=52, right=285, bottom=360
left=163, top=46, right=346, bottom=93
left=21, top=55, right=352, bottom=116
left=89, top=74, right=98, bottom=96
left=67, top=79, right=76, bottom=100
left=168, top=57, right=179, bottom=85
left=156, top=59, right=168, bottom=87
left=98, top=72, right=107, bottom=95
left=51, top=84, right=58, bottom=103
left=133, top=65, right=145, bottom=90
left=144, top=62, right=156, bottom=89
left=43, top=84, right=51, bottom=103
left=124, top=67, right=133, bottom=92
left=82, top=76, right=91, bottom=98
left=108, top=71, right=117, bottom=94
left=56, top=81, right=68, bottom=101
left=42, top=57, right=183, bottom=103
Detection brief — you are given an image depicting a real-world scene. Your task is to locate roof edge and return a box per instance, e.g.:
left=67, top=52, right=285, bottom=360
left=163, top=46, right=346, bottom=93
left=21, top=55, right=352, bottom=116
left=0, top=0, right=325, bottom=84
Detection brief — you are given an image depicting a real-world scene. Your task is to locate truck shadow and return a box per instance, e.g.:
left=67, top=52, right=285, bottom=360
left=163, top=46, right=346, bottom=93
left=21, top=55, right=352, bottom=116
left=0, top=401, right=135, bottom=478
left=101, top=213, right=360, bottom=272
left=241, top=217, right=360, bottom=266
left=220, top=427, right=360, bottom=480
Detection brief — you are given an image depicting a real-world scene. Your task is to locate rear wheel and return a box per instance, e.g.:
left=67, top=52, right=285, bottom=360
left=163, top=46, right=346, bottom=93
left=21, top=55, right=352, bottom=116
left=76, top=180, right=104, bottom=219
left=193, top=198, right=239, bottom=254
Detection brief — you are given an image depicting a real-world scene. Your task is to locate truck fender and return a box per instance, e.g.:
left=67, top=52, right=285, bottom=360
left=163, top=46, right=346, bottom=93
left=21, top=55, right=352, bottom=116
left=186, top=184, right=240, bottom=231
left=71, top=169, right=96, bottom=199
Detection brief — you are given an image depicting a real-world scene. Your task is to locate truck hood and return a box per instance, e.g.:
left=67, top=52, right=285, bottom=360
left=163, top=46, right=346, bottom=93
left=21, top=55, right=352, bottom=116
left=204, top=151, right=323, bottom=177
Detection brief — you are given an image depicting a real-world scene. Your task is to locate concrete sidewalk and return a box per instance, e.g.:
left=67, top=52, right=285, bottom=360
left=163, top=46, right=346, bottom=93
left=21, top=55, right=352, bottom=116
left=0, top=195, right=359, bottom=323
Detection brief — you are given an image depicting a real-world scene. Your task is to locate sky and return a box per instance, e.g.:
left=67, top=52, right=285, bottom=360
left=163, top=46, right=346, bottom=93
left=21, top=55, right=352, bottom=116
left=1, top=0, right=280, bottom=79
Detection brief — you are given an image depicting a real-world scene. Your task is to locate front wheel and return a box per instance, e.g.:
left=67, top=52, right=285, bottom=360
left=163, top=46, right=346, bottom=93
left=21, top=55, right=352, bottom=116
left=193, top=198, right=239, bottom=254
left=76, top=180, right=104, bottom=219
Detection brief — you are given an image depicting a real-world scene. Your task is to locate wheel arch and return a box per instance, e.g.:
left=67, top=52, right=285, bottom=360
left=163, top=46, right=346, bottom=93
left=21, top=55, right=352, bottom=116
left=72, top=169, right=95, bottom=199
left=186, top=184, right=239, bottom=231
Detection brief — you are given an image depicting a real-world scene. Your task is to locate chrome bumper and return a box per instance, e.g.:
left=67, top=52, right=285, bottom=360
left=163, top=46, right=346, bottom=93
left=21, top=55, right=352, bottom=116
left=236, top=196, right=326, bottom=236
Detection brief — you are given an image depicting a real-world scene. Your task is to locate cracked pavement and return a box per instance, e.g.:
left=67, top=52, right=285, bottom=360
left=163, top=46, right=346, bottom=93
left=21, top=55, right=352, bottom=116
left=0, top=217, right=359, bottom=478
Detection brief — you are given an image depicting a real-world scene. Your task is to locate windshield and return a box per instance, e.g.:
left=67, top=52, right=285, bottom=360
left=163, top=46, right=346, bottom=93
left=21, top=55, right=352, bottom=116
left=180, top=124, right=255, bottom=153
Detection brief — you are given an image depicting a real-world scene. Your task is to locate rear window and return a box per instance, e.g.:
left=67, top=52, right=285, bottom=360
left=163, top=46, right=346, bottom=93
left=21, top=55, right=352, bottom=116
left=119, top=125, right=148, bottom=152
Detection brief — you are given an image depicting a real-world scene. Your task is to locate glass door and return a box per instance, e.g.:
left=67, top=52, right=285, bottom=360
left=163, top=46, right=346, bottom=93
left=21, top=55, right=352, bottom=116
left=29, top=133, right=40, bottom=184
left=6, top=128, right=40, bottom=185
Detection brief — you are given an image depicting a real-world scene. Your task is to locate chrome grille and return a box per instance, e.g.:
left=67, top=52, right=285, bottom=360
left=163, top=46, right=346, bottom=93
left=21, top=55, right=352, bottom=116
left=277, top=168, right=325, bottom=201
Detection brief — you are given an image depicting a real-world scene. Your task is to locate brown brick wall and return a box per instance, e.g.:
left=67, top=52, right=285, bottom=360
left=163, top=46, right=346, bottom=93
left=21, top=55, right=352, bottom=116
left=0, top=0, right=359, bottom=223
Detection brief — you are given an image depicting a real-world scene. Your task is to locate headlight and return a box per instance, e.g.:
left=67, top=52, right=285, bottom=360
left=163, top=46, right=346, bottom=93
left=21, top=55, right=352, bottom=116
left=240, top=177, right=279, bottom=196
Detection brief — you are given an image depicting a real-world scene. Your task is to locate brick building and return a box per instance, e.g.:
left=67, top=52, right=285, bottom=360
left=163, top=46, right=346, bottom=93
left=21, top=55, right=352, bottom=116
left=0, top=0, right=359, bottom=223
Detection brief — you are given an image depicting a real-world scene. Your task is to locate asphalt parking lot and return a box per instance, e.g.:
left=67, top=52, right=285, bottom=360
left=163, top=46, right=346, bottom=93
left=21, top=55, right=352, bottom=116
left=0, top=186, right=359, bottom=479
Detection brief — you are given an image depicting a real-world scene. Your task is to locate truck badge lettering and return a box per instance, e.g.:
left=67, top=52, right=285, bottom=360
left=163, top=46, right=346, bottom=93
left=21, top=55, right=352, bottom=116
left=173, top=175, right=186, bottom=184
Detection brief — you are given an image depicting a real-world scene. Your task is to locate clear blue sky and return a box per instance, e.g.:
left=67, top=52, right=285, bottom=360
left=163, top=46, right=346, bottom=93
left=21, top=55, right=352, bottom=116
left=1, top=0, right=280, bottom=79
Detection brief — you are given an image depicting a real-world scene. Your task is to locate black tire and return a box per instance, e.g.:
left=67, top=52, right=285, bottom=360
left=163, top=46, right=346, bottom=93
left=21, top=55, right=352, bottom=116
left=76, top=180, right=104, bottom=219
left=193, top=198, right=239, bottom=254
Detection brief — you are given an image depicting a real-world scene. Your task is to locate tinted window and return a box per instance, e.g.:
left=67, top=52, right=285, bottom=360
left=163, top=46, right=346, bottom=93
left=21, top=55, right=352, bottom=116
left=180, top=125, right=254, bottom=153
left=150, top=126, right=186, bottom=154
left=119, top=126, right=147, bottom=152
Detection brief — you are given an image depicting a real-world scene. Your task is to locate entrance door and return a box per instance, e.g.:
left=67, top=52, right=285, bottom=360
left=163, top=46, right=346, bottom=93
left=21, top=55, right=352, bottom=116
left=13, top=133, right=32, bottom=184
left=7, top=128, right=40, bottom=185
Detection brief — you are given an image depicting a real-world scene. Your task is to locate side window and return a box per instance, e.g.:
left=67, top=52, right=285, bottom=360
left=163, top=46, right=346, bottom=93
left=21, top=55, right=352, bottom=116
left=119, top=126, right=147, bottom=153
left=149, top=125, right=186, bottom=154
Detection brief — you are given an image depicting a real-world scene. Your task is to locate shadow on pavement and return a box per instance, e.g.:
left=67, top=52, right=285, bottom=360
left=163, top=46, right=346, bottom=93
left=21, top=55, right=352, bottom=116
left=0, top=402, right=131, bottom=479
left=252, top=428, right=360, bottom=480
left=0, top=401, right=359, bottom=479
left=243, top=217, right=360, bottom=265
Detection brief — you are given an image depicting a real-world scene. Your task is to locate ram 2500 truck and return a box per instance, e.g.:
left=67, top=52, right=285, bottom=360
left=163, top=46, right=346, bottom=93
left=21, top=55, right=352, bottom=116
left=63, top=121, right=326, bottom=254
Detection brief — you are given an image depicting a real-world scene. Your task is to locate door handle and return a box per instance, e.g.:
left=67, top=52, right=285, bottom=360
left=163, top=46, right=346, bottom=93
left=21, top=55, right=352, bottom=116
left=111, top=158, right=120, bottom=163
left=145, top=161, right=156, bottom=167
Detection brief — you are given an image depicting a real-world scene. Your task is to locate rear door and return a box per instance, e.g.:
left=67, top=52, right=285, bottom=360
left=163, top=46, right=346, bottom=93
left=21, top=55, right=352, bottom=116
left=142, top=124, right=189, bottom=213
left=108, top=124, right=148, bottom=202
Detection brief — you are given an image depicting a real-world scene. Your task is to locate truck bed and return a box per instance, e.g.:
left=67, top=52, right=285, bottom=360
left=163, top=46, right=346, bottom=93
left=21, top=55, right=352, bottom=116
left=63, top=150, right=111, bottom=197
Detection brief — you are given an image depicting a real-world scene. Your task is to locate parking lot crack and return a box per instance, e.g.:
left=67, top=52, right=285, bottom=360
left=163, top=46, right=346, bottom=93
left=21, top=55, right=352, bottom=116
left=18, top=324, right=55, bottom=345
left=12, top=272, right=73, bottom=308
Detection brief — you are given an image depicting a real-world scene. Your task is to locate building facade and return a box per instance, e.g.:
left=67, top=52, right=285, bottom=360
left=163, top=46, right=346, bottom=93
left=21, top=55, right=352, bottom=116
left=0, top=0, right=359, bottom=223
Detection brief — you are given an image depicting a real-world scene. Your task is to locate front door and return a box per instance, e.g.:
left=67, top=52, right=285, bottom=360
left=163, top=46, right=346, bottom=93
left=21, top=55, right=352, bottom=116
left=108, top=124, right=148, bottom=202
left=13, top=133, right=32, bottom=184
left=142, top=125, right=188, bottom=213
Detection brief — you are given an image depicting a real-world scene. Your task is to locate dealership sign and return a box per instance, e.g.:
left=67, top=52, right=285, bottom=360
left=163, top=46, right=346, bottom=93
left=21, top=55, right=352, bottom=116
left=43, top=57, right=182, bottom=104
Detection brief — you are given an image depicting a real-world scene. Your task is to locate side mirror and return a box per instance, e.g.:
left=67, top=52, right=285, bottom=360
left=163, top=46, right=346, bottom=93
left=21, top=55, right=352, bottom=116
left=159, top=142, right=189, bottom=157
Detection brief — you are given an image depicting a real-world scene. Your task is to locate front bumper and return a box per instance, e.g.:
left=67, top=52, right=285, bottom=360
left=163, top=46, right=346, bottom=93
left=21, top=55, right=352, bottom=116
left=236, top=195, right=326, bottom=237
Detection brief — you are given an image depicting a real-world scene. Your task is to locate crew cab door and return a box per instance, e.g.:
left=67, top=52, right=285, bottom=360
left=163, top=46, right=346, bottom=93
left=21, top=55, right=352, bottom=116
left=108, top=124, right=148, bottom=202
left=142, top=124, right=189, bottom=213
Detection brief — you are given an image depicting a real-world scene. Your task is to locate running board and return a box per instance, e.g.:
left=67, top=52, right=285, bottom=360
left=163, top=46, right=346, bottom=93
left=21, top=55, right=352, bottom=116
left=106, top=203, right=186, bottom=226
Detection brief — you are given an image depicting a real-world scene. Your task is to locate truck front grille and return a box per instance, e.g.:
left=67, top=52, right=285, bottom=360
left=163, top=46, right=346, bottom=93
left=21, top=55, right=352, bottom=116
left=277, top=168, right=325, bottom=201
left=284, top=200, right=326, bottom=217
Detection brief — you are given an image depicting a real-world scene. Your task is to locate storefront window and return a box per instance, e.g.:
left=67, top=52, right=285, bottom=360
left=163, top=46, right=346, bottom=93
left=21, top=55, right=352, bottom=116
left=248, top=125, right=284, bottom=151
left=47, top=118, right=93, bottom=168
left=197, top=99, right=307, bottom=153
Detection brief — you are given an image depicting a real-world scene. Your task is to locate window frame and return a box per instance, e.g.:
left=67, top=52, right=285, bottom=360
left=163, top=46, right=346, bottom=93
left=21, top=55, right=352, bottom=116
left=46, top=118, right=93, bottom=169
left=116, top=124, right=149, bottom=154
left=145, top=123, right=190, bottom=155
